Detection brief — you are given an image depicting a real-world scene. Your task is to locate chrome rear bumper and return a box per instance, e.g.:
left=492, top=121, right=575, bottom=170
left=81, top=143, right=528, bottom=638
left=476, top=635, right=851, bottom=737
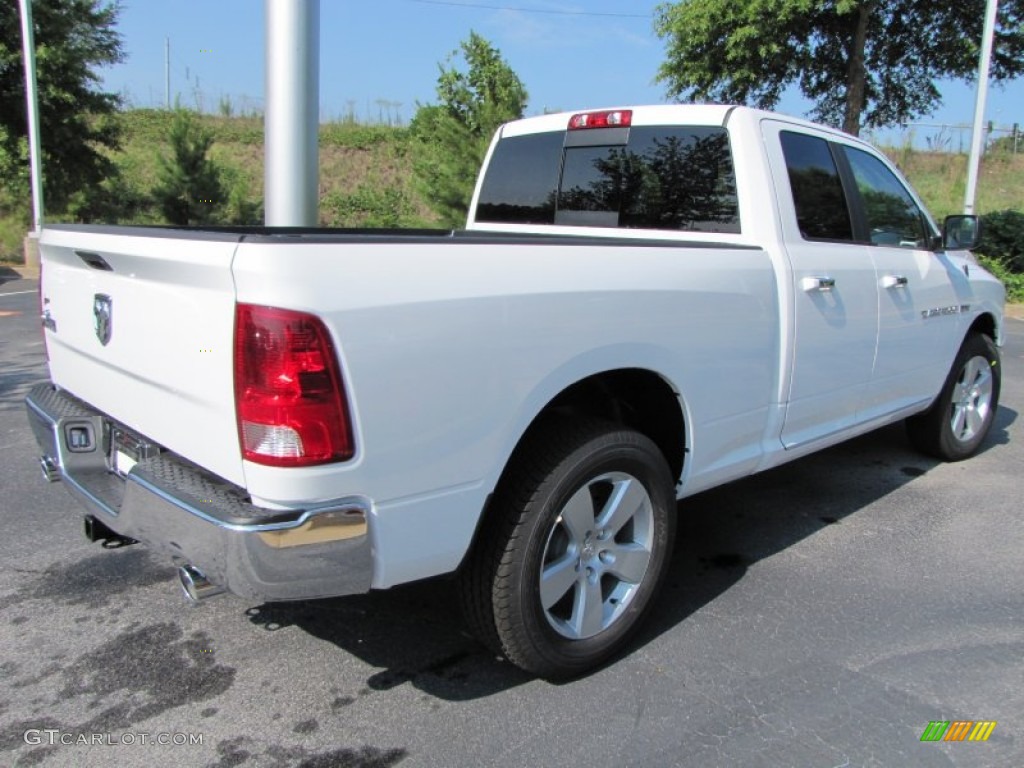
left=25, top=383, right=374, bottom=601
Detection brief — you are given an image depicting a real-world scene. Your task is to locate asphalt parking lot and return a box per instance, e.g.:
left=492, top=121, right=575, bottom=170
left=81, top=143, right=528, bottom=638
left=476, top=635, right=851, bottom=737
left=1, top=275, right=1021, bottom=767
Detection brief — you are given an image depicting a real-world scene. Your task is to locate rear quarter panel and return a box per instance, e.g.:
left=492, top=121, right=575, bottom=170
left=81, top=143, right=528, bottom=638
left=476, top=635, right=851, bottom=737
left=232, top=238, right=780, bottom=586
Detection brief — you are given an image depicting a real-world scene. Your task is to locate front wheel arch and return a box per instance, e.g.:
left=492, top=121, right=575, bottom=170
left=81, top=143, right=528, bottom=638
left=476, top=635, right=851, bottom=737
left=906, top=332, right=1001, bottom=461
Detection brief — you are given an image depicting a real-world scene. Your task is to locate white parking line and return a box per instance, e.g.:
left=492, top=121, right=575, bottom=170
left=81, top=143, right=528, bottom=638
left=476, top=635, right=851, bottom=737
left=0, top=290, right=36, bottom=297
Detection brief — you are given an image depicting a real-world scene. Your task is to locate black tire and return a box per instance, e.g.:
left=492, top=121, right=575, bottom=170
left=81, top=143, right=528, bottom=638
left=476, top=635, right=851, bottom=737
left=906, top=333, right=1001, bottom=461
left=459, top=419, right=676, bottom=679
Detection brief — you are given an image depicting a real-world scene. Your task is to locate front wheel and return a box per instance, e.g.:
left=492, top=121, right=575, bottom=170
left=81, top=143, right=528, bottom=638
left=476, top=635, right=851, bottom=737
left=906, top=333, right=1001, bottom=461
left=459, top=420, right=676, bottom=679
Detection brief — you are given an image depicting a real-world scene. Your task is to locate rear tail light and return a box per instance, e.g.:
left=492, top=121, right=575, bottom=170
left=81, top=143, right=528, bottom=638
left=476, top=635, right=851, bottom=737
left=568, top=110, right=632, bottom=130
left=233, top=304, right=354, bottom=466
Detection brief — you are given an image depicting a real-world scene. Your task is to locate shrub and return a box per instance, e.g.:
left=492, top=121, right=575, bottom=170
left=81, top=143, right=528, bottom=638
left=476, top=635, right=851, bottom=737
left=320, top=123, right=403, bottom=150
left=0, top=210, right=27, bottom=263
left=321, top=186, right=419, bottom=228
left=64, top=173, right=156, bottom=224
left=976, top=209, right=1024, bottom=273
left=153, top=109, right=225, bottom=225
left=976, top=255, right=1024, bottom=303
left=217, top=162, right=262, bottom=225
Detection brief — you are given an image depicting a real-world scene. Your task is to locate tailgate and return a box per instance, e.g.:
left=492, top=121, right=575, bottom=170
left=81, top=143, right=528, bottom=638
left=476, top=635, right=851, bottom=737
left=39, top=225, right=245, bottom=486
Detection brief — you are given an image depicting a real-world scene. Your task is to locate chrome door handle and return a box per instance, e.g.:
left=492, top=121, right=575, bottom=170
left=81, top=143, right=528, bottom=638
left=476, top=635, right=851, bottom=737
left=882, top=275, right=909, bottom=289
left=801, top=276, right=836, bottom=292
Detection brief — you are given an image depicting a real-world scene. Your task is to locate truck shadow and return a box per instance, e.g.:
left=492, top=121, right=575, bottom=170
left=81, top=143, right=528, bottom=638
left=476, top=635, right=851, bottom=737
left=244, top=407, right=1015, bottom=701
left=636, top=405, right=1015, bottom=658
left=0, top=356, right=49, bottom=412
left=245, top=581, right=531, bottom=701
left=0, top=266, right=25, bottom=285
left=0, top=291, right=49, bottom=413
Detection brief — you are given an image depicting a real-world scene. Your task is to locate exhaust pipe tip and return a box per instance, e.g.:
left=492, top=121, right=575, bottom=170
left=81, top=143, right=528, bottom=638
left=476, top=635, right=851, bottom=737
left=40, top=455, right=60, bottom=483
left=178, top=564, right=226, bottom=603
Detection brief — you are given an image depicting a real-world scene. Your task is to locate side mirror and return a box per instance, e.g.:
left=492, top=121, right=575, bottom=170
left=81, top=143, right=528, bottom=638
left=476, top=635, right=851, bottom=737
left=942, top=215, right=981, bottom=250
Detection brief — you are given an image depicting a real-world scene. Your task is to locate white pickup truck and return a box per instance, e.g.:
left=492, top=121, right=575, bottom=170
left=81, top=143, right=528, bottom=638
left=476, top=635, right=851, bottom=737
left=26, top=105, right=1004, bottom=678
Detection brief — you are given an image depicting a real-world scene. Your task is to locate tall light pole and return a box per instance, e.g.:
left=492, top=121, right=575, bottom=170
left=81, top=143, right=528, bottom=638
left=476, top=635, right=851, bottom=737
left=964, top=0, right=999, bottom=215
left=165, top=37, right=171, bottom=109
left=18, top=0, right=44, bottom=233
left=264, top=0, right=320, bottom=226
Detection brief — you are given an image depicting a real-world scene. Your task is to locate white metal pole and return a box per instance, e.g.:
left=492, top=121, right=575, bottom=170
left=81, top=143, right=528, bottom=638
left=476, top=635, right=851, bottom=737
left=165, top=38, right=170, bottom=109
left=18, top=0, right=44, bottom=233
left=264, top=0, right=320, bottom=226
left=964, top=0, right=999, bottom=215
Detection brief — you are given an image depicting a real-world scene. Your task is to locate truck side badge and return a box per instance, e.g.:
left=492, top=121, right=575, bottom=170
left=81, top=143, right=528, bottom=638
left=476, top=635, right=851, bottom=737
left=93, top=294, right=113, bottom=346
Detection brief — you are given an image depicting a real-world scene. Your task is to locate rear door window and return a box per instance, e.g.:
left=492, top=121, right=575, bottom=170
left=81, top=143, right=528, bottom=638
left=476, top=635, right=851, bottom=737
left=779, top=131, right=854, bottom=242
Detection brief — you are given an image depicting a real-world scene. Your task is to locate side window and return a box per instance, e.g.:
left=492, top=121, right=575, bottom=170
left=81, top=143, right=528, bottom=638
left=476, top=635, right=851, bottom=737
left=556, top=126, right=740, bottom=233
left=475, top=132, right=563, bottom=224
left=843, top=147, right=929, bottom=248
left=779, top=131, right=854, bottom=242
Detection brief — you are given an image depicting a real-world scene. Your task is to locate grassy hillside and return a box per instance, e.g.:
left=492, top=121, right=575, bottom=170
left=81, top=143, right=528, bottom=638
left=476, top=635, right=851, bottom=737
left=104, top=109, right=436, bottom=229
left=2, top=109, right=1022, bottom=263
left=882, top=144, right=1024, bottom=221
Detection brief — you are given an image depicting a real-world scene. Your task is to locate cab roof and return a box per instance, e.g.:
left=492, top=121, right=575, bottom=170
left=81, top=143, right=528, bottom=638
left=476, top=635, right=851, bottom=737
left=497, top=104, right=858, bottom=144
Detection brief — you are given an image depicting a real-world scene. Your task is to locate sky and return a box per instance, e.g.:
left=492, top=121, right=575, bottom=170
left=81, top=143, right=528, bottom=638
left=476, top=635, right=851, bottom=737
left=99, top=0, right=1024, bottom=146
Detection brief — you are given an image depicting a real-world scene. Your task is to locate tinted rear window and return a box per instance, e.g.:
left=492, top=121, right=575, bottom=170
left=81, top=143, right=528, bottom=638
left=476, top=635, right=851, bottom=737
left=474, top=132, right=563, bottom=224
left=475, top=125, right=740, bottom=233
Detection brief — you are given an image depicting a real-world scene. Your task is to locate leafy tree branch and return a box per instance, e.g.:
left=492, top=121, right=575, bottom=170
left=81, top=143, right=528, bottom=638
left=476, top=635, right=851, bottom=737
left=654, top=0, right=1024, bottom=135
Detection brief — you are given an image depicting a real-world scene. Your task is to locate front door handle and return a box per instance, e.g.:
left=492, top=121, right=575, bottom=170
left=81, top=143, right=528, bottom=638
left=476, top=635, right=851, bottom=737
left=882, top=275, right=909, bottom=289
left=801, top=276, right=836, bottom=292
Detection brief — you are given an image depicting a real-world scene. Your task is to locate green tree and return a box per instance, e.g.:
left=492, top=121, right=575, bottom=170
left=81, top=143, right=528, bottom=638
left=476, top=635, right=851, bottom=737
left=411, top=32, right=527, bottom=227
left=153, top=108, right=225, bottom=225
left=0, top=0, right=124, bottom=212
left=654, top=0, right=1024, bottom=136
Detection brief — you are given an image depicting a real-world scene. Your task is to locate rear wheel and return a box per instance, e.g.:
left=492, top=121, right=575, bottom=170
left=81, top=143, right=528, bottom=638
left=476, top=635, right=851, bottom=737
left=460, top=420, right=676, bottom=679
left=907, top=333, right=1000, bottom=461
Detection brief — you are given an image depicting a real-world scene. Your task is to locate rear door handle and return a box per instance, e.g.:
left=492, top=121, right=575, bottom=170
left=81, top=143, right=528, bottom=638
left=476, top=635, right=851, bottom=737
left=881, top=275, right=909, bottom=289
left=801, top=276, right=836, bottom=292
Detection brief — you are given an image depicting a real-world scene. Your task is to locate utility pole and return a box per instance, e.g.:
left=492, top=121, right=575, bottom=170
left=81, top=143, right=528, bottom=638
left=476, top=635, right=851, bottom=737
left=18, top=0, right=44, bottom=233
left=964, top=0, right=999, bottom=215
left=264, top=0, right=320, bottom=226
left=165, top=38, right=170, bottom=109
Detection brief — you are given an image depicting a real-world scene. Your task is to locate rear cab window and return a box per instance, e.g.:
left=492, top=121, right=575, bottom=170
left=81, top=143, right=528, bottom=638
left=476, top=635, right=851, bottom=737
left=472, top=132, right=563, bottom=225
left=474, top=124, right=740, bottom=234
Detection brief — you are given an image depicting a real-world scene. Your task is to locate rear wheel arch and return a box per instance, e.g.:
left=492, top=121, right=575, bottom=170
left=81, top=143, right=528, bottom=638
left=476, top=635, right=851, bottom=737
left=539, top=368, right=687, bottom=482
left=456, top=368, right=686, bottom=580
left=458, top=416, right=677, bottom=677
